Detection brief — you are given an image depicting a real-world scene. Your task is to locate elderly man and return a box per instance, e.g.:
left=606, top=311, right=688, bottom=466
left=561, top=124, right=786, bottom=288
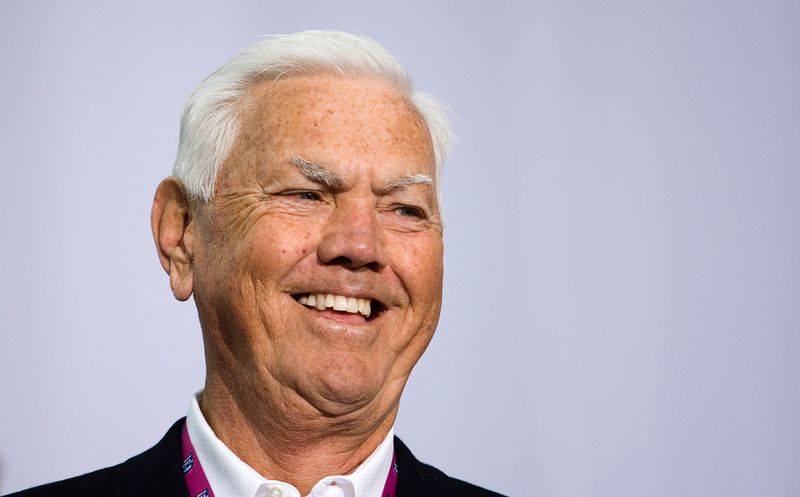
left=8, top=31, right=504, bottom=497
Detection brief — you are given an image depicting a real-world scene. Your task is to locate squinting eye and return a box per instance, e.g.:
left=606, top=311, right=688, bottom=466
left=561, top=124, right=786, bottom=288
left=395, top=205, right=425, bottom=218
left=294, top=191, right=321, bottom=201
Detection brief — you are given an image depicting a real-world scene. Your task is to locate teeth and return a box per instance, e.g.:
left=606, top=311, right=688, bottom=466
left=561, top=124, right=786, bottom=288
left=298, top=293, right=373, bottom=318
left=357, top=299, right=371, bottom=317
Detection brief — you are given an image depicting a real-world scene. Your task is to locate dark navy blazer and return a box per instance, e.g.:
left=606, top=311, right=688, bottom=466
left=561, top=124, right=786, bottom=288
left=6, top=419, right=506, bottom=497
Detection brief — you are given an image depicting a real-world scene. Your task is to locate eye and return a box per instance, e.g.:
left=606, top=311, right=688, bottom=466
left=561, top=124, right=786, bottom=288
left=284, top=191, right=322, bottom=201
left=394, top=205, right=426, bottom=218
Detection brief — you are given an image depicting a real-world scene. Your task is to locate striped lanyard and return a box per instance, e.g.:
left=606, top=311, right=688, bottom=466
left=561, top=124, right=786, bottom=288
left=181, top=423, right=398, bottom=497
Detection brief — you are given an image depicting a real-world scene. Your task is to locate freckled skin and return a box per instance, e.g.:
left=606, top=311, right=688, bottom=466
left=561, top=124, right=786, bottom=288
left=198, top=75, right=441, bottom=409
left=154, top=74, right=443, bottom=491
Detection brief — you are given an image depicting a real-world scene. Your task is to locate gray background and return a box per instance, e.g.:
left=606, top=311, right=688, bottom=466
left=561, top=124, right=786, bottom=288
left=1, top=1, right=798, bottom=496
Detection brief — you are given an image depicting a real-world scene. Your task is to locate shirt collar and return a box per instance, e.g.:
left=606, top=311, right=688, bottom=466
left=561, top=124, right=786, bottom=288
left=186, top=393, right=395, bottom=497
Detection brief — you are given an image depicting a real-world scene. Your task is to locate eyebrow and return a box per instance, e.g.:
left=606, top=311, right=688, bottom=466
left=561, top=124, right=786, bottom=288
left=290, top=156, right=345, bottom=189
left=289, top=155, right=433, bottom=192
left=384, top=173, right=433, bottom=191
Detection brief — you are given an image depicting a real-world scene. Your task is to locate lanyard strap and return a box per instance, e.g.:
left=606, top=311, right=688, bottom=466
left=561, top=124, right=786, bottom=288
left=181, top=422, right=398, bottom=497
left=181, top=423, right=216, bottom=497
left=381, top=451, right=398, bottom=497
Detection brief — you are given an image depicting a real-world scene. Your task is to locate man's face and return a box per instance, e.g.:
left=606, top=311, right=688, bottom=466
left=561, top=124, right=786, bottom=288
left=190, top=74, right=443, bottom=415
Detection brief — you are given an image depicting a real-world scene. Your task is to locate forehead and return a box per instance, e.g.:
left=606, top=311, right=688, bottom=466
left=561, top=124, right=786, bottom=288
left=230, top=74, right=434, bottom=177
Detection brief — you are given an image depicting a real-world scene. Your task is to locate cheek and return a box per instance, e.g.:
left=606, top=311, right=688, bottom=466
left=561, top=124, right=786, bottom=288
left=392, top=236, right=444, bottom=299
left=240, top=221, right=318, bottom=279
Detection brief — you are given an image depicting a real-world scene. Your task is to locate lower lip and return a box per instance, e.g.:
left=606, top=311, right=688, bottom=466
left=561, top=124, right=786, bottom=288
left=307, top=307, right=370, bottom=325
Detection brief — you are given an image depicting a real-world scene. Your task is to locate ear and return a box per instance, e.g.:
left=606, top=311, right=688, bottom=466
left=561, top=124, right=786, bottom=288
left=151, top=177, right=195, bottom=301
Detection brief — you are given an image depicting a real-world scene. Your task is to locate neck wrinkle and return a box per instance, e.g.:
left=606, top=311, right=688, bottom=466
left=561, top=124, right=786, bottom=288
left=201, top=372, right=399, bottom=496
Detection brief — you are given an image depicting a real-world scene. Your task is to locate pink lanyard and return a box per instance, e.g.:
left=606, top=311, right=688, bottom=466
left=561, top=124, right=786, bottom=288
left=181, top=423, right=398, bottom=497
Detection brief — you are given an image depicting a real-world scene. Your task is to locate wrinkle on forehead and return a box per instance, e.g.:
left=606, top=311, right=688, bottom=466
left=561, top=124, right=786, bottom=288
left=218, top=74, right=436, bottom=196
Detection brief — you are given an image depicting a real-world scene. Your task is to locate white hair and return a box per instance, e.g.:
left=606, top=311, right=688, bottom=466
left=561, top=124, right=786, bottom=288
left=173, top=30, right=454, bottom=201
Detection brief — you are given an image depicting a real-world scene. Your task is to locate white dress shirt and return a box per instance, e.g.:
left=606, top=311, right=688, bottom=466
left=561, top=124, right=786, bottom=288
left=186, top=394, right=395, bottom=497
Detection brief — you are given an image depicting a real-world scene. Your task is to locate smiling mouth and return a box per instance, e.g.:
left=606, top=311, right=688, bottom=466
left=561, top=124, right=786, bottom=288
left=293, top=293, right=385, bottom=321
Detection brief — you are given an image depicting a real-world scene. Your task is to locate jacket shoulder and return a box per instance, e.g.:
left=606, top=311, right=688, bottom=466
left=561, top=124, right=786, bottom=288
left=4, top=466, right=115, bottom=497
left=4, top=419, right=188, bottom=497
left=394, top=437, right=508, bottom=497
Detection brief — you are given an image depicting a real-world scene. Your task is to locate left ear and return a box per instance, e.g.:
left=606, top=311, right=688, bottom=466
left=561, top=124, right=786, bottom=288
left=150, top=177, right=195, bottom=301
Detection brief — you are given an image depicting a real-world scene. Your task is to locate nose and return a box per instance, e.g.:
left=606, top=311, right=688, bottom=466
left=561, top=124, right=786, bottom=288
left=317, top=202, right=387, bottom=271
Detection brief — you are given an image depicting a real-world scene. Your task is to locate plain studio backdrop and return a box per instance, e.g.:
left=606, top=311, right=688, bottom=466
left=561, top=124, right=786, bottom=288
left=1, top=2, right=798, bottom=496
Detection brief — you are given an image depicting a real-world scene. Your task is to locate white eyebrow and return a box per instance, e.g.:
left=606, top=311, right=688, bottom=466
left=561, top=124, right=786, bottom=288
left=290, top=156, right=344, bottom=189
left=384, top=173, right=433, bottom=191
left=291, top=156, right=433, bottom=192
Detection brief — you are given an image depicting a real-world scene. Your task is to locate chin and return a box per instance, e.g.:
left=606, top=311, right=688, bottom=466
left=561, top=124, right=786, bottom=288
left=307, top=359, right=387, bottom=414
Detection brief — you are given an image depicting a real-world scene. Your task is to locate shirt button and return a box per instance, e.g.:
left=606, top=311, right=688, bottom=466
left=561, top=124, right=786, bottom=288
left=268, top=487, right=284, bottom=497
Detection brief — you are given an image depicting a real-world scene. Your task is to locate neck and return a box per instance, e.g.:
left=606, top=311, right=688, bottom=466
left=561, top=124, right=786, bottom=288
left=200, top=374, right=399, bottom=496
